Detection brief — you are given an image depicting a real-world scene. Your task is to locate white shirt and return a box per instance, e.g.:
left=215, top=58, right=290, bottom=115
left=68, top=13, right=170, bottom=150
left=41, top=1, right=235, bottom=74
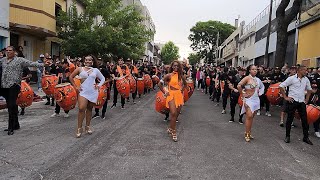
left=279, top=74, right=312, bottom=103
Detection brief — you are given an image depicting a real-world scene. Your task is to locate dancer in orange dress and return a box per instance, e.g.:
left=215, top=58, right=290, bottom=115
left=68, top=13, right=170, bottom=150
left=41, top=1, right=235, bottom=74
left=158, top=60, right=187, bottom=142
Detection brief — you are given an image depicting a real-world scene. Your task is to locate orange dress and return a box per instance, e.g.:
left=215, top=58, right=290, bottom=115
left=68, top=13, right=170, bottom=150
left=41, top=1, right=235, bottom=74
left=166, top=72, right=184, bottom=108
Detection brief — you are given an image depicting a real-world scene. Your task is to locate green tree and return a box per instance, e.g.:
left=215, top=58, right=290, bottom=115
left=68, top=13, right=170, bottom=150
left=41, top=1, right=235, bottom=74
left=274, top=0, right=302, bottom=67
left=161, top=41, right=180, bottom=64
left=188, top=53, right=201, bottom=65
left=189, top=20, right=235, bottom=64
left=57, top=0, right=153, bottom=60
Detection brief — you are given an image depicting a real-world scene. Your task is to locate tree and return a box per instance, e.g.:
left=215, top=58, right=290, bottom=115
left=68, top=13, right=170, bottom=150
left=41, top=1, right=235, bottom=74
left=189, top=20, right=235, bottom=64
left=161, top=41, right=180, bottom=64
left=188, top=53, right=201, bottom=65
left=274, top=0, right=302, bottom=67
left=57, top=0, right=153, bottom=60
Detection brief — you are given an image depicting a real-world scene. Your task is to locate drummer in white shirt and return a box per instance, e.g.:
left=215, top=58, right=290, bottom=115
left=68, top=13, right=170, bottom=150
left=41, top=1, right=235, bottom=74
left=279, top=65, right=313, bottom=145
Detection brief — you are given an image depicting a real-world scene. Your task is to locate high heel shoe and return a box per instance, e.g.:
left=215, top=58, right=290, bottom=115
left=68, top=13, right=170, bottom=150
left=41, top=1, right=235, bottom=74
left=76, top=128, right=82, bottom=138
left=244, top=132, right=250, bottom=142
left=167, top=128, right=177, bottom=142
left=85, top=126, right=93, bottom=135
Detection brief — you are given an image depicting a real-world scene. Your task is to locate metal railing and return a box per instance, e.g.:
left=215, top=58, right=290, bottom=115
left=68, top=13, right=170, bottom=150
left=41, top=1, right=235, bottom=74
left=243, top=0, right=280, bottom=34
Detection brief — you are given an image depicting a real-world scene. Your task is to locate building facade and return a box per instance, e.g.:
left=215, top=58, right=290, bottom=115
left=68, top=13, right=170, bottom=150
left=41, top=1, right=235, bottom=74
left=122, top=0, right=156, bottom=62
left=297, top=0, right=320, bottom=67
left=0, top=0, right=10, bottom=50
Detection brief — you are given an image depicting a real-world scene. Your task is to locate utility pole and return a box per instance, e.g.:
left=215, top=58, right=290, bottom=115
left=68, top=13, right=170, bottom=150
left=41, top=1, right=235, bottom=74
left=264, top=0, right=273, bottom=67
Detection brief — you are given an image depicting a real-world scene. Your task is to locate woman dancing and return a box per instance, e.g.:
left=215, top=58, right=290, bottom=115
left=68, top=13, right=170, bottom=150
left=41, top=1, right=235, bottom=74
left=237, top=65, right=264, bottom=142
left=69, top=55, right=105, bottom=138
left=158, top=60, right=187, bottom=142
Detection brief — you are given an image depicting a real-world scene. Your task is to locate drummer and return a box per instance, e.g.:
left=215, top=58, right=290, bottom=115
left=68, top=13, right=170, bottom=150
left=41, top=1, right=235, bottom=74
left=125, top=58, right=138, bottom=104
left=44, top=55, right=56, bottom=106
left=0, top=46, right=43, bottom=135
left=111, top=57, right=127, bottom=109
left=308, top=81, right=320, bottom=138
left=50, top=59, right=71, bottom=118
left=92, top=58, right=111, bottom=119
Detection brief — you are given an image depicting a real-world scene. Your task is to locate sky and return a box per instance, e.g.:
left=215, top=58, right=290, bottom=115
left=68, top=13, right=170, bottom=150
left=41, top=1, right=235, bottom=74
left=140, top=0, right=271, bottom=59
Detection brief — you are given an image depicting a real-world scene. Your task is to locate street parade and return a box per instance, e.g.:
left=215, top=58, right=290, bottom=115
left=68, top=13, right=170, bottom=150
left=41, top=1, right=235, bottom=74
left=1, top=0, right=320, bottom=179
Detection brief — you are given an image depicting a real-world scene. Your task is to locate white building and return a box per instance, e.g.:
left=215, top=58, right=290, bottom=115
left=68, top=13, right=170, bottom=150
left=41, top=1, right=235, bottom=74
left=122, top=0, right=156, bottom=62
left=238, top=0, right=297, bottom=67
left=0, top=0, right=9, bottom=49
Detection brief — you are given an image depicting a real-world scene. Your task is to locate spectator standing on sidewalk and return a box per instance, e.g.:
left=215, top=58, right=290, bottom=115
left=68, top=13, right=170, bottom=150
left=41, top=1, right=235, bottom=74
left=37, top=54, right=45, bottom=92
left=0, top=46, right=43, bottom=135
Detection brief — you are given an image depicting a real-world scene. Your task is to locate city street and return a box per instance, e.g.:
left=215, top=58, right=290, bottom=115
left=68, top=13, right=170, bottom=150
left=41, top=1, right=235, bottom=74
left=0, top=89, right=320, bottom=180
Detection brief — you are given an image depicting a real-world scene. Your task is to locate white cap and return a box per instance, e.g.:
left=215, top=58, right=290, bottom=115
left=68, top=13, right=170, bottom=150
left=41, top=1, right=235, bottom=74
left=40, top=54, right=45, bottom=58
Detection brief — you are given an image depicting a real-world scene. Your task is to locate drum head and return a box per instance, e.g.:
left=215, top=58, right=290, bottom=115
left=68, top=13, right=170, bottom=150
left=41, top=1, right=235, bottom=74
left=137, top=78, right=144, bottom=81
left=55, top=83, right=71, bottom=88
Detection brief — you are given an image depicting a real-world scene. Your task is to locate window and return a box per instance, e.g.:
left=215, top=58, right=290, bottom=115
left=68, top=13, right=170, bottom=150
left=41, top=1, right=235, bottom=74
left=316, top=57, right=320, bottom=67
left=302, top=59, right=311, bottom=67
left=55, top=3, right=62, bottom=26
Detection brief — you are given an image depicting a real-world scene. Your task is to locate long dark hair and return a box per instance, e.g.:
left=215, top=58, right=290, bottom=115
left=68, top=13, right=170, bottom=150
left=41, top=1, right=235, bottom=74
left=169, top=60, right=186, bottom=86
left=246, top=64, right=255, bottom=76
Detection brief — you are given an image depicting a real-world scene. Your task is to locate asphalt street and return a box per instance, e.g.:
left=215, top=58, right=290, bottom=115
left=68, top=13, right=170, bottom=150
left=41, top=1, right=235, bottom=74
left=0, top=89, right=320, bottom=180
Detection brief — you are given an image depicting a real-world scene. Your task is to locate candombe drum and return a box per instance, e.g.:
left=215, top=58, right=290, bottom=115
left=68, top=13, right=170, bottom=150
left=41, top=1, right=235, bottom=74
left=116, top=76, right=130, bottom=98
left=306, top=105, right=320, bottom=124
left=126, top=75, right=137, bottom=93
left=144, top=74, right=153, bottom=89
left=42, top=75, right=58, bottom=97
left=266, top=82, right=281, bottom=105
left=95, top=84, right=108, bottom=109
left=152, top=75, right=160, bottom=85
left=183, top=88, right=189, bottom=103
left=16, top=80, right=34, bottom=108
left=73, top=76, right=81, bottom=89
left=155, top=91, right=169, bottom=114
left=54, top=83, right=77, bottom=111
left=206, top=76, right=211, bottom=87
left=238, top=96, right=243, bottom=107
left=186, top=78, right=194, bottom=98
left=137, top=78, right=145, bottom=95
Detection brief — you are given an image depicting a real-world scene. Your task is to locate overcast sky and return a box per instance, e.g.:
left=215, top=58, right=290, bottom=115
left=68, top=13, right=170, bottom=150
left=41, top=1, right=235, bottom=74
left=140, top=0, right=271, bottom=59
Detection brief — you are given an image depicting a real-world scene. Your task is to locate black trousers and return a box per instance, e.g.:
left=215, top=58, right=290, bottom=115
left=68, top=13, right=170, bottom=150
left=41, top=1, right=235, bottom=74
left=46, top=96, right=55, bottom=103
left=95, top=100, right=108, bottom=116
left=2, top=84, right=21, bottom=130
left=259, top=94, right=270, bottom=111
left=209, top=85, right=214, bottom=96
left=197, top=79, right=203, bottom=89
left=286, top=101, right=309, bottom=138
left=230, top=93, right=239, bottom=118
left=55, top=103, right=69, bottom=114
left=222, top=91, right=231, bottom=110
left=212, top=87, right=221, bottom=102
left=113, top=80, right=125, bottom=107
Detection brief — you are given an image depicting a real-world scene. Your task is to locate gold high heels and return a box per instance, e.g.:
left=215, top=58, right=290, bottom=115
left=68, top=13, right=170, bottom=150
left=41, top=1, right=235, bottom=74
left=76, top=128, right=82, bottom=138
left=85, top=126, right=93, bottom=135
left=244, top=132, right=250, bottom=142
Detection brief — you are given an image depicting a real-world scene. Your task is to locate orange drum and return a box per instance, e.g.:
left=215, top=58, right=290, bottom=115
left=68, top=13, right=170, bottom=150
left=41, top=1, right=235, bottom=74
left=306, top=105, right=320, bottom=124
left=144, top=74, right=153, bottom=89
left=238, top=96, right=243, bottom=107
left=152, top=75, right=160, bottom=85
left=126, top=75, right=137, bottom=93
left=155, top=91, right=169, bottom=114
left=116, top=76, right=130, bottom=98
left=137, top=78, right=145, bottom=95
left=206, top=76, right=211, bottom=87
left=266, top=82, right=281, bottom=105
left=183, top=88, right=189, bottom=103
left=42, top=75, right=58, bottom=97
left=220, top=81, right=225, bottom=93
left=16, top=81, right=34, bottom=108
left=95, top=84, right=108, bottom=109
left=54, top=83, right=77, bottom=111
left=186, top=78, right=194, bottom=98
left=73, top=76, right=81, bottom=89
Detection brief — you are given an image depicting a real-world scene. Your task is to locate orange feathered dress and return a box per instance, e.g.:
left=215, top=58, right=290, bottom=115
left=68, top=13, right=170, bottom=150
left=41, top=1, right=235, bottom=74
left=166, top=72, right=184, bottom=108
